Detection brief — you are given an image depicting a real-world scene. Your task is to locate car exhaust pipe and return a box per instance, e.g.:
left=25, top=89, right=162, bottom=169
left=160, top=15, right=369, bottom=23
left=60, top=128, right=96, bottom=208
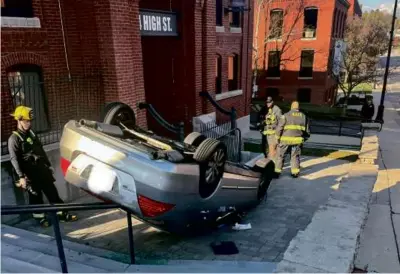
left=119, top=122, right=173, bottom=151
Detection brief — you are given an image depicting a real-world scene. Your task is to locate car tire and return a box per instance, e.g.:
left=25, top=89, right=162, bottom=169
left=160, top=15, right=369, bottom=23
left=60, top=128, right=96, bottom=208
left=194, top=138, right=227, bottom=198
left=184, top=132, right=207, bottom=147
left=103, top=102, right=136, bottom=129
left=257, top=159, right=275, bottom=202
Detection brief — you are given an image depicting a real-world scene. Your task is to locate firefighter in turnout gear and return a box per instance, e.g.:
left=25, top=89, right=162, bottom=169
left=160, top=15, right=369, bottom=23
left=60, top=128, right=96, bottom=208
left=274, top=101, right=310, bottom=178
left=260, top=97, right=282, bottom=160
left=8, top=106, right=77, bottom=227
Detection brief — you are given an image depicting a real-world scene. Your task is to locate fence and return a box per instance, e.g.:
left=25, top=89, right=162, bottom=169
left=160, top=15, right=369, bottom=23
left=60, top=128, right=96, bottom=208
left=200, top=121, right=242, bottom=163
left=1, top=73, right=103, bottom=155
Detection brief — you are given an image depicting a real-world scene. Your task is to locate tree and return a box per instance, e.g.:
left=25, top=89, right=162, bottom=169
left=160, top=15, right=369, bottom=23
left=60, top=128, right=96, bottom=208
left=332, top=11, right=391, bottom=103
left=252, top=0, right=306, bottom=98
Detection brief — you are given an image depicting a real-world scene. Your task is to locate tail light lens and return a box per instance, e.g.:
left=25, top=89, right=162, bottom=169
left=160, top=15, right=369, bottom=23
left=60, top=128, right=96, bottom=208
left=138, top=195, right=175, bottom=217
left=60, top=157, right=71, bottom=176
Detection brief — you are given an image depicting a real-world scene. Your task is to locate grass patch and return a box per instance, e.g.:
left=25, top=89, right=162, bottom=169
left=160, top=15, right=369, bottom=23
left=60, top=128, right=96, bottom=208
left=243, top=142, right=359, bottom=162
left=342, top=82, right=373, bottom=93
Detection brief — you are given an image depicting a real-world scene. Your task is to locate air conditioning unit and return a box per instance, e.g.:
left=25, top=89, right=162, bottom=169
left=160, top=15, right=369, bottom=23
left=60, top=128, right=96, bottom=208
left=304, top=29, right=315, bottom=38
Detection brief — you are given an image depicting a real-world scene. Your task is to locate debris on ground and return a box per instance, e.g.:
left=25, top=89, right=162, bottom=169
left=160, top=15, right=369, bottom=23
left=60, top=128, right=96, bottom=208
left=232, top=223, right=252, bottom=230
left=210, top=241, right=239, bottom=255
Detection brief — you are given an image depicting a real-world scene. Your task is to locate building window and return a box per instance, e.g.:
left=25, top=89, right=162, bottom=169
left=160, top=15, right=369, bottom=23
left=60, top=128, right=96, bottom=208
left=341, top=14, right=347, bottom=38
left=216, top=55, right=222, bottom=94
left=267, top=51, right=281, bottom=77
left=297, top=88, right=311, bottom=103
left=1, top=0, right=33, bottom=18
left=299, top=50, right=314, bottom=78
left=328, top=48, right=334, bottom=73
left=229, top=10, right=241, bottom=28
left=332, top=9, right=337, bottom=38
left=216, top=0, right=223, bottom=26
left=7, top=64, right=49, bottom=132
left=266, top=88, right=280, bottom=101
left=228, top=54, right=240, bottom=91
left=303, top=7, right=318, bottom=38
left=269, top=9, right=283, bottom=39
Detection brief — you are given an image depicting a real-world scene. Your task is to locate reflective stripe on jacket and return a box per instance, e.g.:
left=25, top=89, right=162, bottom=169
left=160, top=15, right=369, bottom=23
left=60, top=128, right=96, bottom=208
left=263, top=105, right=282, bottom=135
left=276, top=109, right=309, bottom=145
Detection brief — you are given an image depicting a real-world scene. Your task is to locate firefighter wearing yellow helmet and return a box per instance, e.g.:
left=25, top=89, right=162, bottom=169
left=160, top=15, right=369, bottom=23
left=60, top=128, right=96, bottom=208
left=8, top=106, right=77, bottom=227
left=274, top=101, right=310, bottom=178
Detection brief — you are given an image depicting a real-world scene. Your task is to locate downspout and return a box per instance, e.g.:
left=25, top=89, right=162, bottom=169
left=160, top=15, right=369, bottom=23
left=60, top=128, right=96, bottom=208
left=245, top=0, right=251, bottom=115
left=57, top=0, right=71, bottom=81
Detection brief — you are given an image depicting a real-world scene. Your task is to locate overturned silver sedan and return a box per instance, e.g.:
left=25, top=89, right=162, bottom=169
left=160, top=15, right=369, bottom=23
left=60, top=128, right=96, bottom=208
left=60, top=103, right=274, bottom=233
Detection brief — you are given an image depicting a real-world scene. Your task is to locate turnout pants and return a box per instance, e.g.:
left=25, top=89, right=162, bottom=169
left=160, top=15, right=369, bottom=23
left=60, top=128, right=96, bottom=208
left=26, top=167, right=64, bottom=220
left=266, top=135, right=278, bottom=162
left=275, top=143, right=302, bottom=175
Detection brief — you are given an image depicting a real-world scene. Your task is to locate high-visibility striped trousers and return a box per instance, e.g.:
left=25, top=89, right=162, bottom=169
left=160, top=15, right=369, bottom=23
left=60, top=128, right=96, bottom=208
left=274, top=143, right=302, bottom=175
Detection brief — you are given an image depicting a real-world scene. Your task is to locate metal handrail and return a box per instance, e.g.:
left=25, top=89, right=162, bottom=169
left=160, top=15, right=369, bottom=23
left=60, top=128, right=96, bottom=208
left=1, top=202, right=136, bottom=273
left=199, top=91, right=237, bottom=130
left=138, top=102, right=184, bottom=141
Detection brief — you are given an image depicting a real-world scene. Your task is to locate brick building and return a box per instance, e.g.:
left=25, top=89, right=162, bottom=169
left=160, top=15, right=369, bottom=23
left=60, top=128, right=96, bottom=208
left=1, top=0, right=253, bottom=152
left=253, top=0, right=361, bottom=105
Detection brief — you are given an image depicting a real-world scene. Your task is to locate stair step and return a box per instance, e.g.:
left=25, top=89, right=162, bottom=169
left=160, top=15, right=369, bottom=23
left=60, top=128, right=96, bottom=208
left=2, top=241, right=110, bottom=273
left=1, top=225, right=131, bottom=263
left=1, top=255, right=58, bottom=273
left=126, top=260, right=277, bottom=273
left=2, top=226, right=129, bottom=272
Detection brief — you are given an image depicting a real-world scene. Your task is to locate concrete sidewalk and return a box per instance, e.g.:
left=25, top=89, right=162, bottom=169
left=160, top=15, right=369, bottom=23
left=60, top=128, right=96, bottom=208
left=354, top=90, right=400, bottom=272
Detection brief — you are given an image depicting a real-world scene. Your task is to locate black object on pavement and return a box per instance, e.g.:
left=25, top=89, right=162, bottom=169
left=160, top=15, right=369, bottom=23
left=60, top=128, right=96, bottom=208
left=210, top=241, right=239, bottom=255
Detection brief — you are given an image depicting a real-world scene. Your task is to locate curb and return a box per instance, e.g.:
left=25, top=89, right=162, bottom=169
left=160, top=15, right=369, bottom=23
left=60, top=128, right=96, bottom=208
left=274, top=129, right=380, bottom=273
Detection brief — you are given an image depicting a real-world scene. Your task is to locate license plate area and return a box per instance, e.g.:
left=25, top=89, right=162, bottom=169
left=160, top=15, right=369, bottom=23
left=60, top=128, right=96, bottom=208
left=88, top=165, right=117, bottom=193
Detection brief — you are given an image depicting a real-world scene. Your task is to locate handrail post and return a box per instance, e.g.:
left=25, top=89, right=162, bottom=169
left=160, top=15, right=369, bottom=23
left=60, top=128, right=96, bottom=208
left=230, top=107, right=237, bottom=131
left=178, top=122, right=185, bottom=142
left=126, top=212, right=135, bottom=264
left=50, top=212, right=68, bottom=273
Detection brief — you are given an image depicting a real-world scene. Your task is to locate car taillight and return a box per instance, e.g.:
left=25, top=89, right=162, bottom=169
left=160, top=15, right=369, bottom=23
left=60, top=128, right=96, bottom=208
left=60, top=157, right=71, bottom=176
left=138, top=195, right=175, bottom=218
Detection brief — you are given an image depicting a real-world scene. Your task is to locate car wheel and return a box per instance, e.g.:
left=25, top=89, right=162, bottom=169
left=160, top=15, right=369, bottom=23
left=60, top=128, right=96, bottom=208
left=257, top=160, right=275, bottom=202
left=184, top=132, right=207, bottom=147
left=194, top=138, right=227, bottom=198
left=103, top=102, right=136, bottom=129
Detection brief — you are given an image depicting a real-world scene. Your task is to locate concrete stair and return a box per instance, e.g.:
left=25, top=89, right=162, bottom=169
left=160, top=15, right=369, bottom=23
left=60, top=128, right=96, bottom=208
left=1, top=225, right=277, bottom=273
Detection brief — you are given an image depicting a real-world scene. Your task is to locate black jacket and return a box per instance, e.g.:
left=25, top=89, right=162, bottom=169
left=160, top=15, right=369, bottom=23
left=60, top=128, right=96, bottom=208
left=361, top=103, right=375, bottom=120
left=8, top=129, right=53, bottom=181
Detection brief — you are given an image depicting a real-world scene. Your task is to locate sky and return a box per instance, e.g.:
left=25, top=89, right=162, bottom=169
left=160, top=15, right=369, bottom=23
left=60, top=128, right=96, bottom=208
left=360, top=0, right=396, bottom=13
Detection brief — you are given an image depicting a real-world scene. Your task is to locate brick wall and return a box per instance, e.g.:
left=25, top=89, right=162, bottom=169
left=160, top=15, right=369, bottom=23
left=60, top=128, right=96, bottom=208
left=253, top=0, right=348, bottom=105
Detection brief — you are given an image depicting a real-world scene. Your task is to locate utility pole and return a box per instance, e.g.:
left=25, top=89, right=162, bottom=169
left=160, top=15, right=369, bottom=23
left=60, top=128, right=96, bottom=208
left=376, top=0, right=398, bottom=122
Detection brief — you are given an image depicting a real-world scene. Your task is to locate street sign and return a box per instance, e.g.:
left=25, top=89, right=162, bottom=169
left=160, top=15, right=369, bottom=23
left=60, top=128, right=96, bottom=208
left=139, top=10, right=178, bottom=36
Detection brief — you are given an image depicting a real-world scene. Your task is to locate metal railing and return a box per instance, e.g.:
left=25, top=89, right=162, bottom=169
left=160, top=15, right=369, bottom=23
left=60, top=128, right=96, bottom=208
left=1, top=202, right=136, bottom=273
left=200, top=122, right=242, bottom=162
left=2, top=73, right=103, bottom=155
left=199, top=91, right=237, bottom=131
left=138, top=102, right=185, bottom=141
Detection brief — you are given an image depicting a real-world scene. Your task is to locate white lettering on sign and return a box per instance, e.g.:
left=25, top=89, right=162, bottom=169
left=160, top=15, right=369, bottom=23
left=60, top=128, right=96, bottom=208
left=151, top=16, right=156, bottom=31
left=139, top=11, right=177, bottom=35
left=156, top=16, right=161, bottom=31
left=166, top=17, right=172, bottom=31
left=162, top=17, right=167, bottom=31
left=143, top=15, right=149, bottom=30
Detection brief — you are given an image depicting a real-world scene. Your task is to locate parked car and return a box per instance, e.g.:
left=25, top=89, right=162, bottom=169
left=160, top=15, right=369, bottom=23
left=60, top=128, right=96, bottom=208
left=60, top=102, right=274, bottom=233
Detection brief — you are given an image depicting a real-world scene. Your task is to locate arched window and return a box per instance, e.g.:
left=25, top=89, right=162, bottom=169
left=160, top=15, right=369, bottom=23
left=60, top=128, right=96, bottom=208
left=215, top=54, right=222, bottom=94
left=7, top=64, right=49, bottom=132
left=228, top=54, right=241, bottom=91
left=303, top=7, right=318, bottom=38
